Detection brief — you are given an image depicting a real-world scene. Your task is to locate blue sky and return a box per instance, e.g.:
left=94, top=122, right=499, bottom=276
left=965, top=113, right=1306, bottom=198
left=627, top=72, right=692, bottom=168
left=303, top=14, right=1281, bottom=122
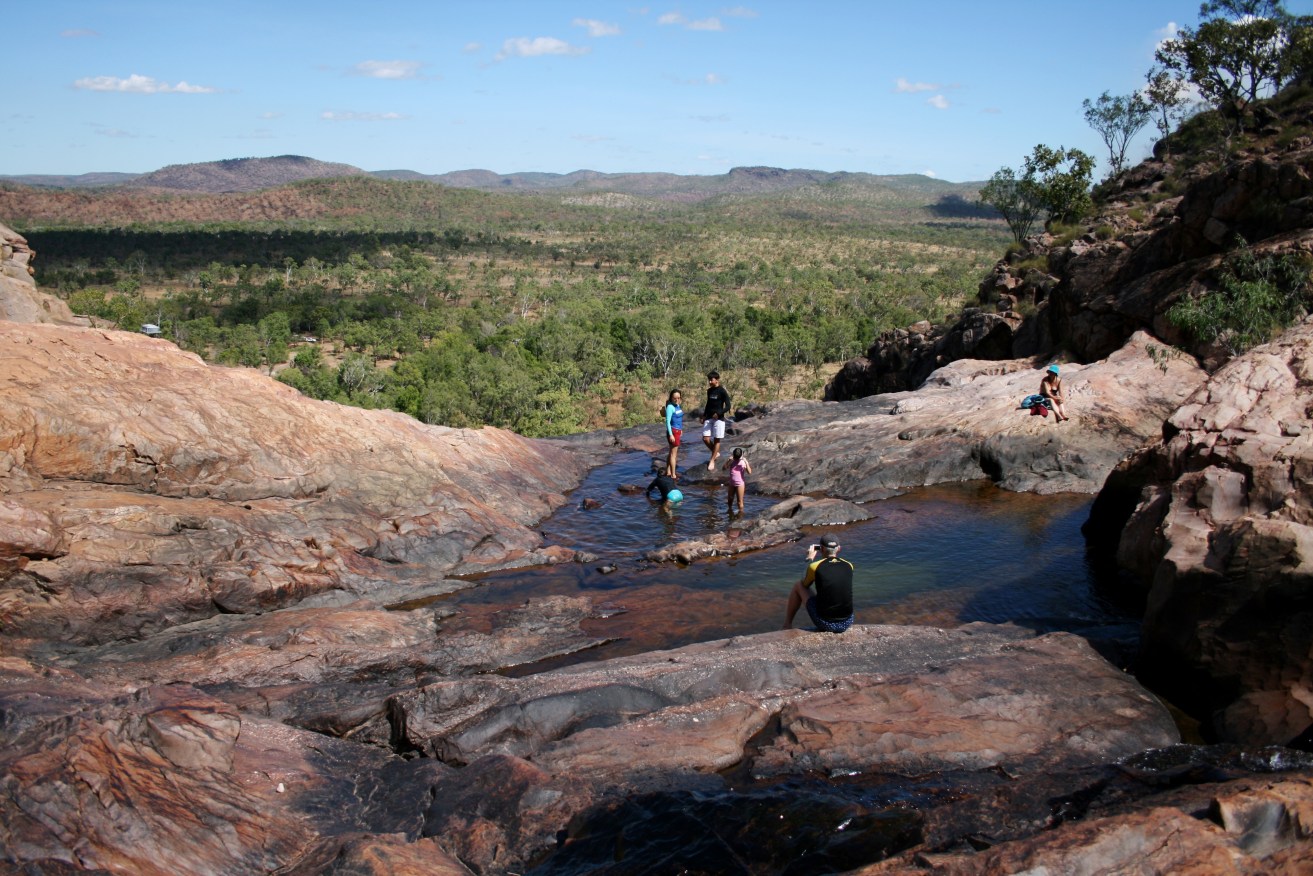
left=7, top=1, right=1311, bottom=182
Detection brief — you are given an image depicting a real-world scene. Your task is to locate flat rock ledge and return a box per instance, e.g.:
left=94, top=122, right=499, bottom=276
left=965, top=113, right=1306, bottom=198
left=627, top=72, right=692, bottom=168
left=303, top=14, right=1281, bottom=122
left=391, top=623, right=1179, bottom=871
left=645, top=494, right=871, bottom=563
left=735, top=332, right=1205, bottom=500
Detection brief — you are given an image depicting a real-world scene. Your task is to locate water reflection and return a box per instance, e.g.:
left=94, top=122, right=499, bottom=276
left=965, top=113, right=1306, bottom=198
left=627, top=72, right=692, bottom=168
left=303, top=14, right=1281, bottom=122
left=438, top=452, right=1137, bottom=672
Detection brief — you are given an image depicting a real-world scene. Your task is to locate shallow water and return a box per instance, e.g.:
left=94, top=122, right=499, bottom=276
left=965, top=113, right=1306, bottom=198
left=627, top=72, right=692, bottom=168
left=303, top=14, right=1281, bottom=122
left=436, top=451, right=1139, bottom=671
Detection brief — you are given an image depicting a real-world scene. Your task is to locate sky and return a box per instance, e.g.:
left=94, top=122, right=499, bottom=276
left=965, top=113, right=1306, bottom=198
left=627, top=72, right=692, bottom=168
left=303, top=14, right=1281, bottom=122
left=6, top=1, right=1313, bottom=183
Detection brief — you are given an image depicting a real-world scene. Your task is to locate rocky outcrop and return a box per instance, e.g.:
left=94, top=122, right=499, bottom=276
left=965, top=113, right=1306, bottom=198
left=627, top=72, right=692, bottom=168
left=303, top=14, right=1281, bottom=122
left=831, top=105, right=1313, bottom=399
left=746, top=332, right=1205, bottom=500
left=390, top=624, right=1180, bottom=872
left=0, top=222, right=72, bottom=324
left=0, top=659, right=458, bottom=875
left=0, top=321, right=591, bottom=644
left=1087, top=318, right=1313, bottom=749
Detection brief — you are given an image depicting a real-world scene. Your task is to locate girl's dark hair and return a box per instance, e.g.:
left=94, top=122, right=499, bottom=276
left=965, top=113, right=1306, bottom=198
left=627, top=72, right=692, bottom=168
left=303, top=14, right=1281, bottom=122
left=666, top=389, right=681, bottom=406
left=732, top=447, right=743, bottom=460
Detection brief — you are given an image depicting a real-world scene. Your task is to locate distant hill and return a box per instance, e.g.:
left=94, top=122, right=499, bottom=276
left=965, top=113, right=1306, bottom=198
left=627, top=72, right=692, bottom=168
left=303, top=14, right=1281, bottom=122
left=124, top=155, right=368, bottom=193
left=378, top=165, right=986, bottom=205
left=0, top=172, right=143, bottom=189
left=3, top=155, right=985, bottom=203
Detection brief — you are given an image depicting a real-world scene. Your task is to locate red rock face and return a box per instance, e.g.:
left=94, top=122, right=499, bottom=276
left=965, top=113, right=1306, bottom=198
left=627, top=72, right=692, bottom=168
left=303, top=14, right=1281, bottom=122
left=0, top=321, right=591, bottom=643
left=0, top=222, right=72, bottom=323
left=1101, top=320, right=1313, bottom=747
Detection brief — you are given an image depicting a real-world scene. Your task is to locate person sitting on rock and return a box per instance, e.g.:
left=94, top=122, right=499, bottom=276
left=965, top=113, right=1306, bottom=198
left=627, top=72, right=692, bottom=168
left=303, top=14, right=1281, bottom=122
left=1040, top=363, right=1070, bottom=422
left=646, top=471, right=683, bottom=504
left=782, top=535, right=854, bottom=633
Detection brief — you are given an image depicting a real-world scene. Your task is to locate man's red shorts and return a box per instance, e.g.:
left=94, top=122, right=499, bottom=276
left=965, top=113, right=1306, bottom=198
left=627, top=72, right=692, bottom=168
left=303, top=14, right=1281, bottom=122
left=669, top=428, right=682, bottom=446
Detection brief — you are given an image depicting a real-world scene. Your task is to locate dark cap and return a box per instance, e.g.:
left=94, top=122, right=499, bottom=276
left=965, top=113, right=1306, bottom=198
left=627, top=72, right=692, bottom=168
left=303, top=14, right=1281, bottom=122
left=820, top=535, right=839, bottom=548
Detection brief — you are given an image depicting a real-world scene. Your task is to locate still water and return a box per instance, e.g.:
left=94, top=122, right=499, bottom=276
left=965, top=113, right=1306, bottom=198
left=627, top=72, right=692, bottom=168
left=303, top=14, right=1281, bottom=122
left=436, top=451, right=1139, bottom=670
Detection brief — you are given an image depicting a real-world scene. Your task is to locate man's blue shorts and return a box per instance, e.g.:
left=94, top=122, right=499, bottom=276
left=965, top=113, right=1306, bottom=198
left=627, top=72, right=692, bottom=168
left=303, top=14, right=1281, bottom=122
left=806, top=596, right=853, bottom=633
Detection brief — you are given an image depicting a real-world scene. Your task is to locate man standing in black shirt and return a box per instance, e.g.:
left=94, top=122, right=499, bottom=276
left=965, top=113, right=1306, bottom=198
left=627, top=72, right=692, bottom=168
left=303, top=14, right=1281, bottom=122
left=702, top=370, right=731, bottom=470
left=782, top=535, right=854, bottom=633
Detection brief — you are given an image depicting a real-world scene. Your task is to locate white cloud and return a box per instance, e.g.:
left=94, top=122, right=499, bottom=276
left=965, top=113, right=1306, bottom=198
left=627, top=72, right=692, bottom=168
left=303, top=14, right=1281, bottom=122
left=463, top=42, right=483, bottom=53
left=321, top=111, right=408, bottom=121
left=927, top=94, right=950, bottom=110
left=60, top=28, right=99, bottom=38
left=572, top=133, right=615, bottom=142
left=895, top=77, right=938, bottom=93
left=658, top=11, right=724, bottom=30
left=74, top=74, right=217, bottom=94
left=922, top=169, right=937, bottom=178
left=259, top=111, right=283, bottom=119
left=495, top=36, right=590, bottom=60
left=573, top=18, right=621, bottom=37
left=722, top=6, right=758, bottom=18
left=1155, top=21, right=1181, bottom=44
left=352, top=60, right=424, bottom=79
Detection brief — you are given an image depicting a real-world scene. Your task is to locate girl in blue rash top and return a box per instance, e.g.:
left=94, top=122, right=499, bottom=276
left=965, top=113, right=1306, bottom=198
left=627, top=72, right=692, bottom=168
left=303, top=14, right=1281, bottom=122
left=664, top=389, right=684, bottom=476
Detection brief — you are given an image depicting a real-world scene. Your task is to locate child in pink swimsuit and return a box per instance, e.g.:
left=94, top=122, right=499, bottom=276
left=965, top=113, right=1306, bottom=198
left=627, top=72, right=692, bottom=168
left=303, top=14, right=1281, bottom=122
left=722, top=447, right=752, bottom=516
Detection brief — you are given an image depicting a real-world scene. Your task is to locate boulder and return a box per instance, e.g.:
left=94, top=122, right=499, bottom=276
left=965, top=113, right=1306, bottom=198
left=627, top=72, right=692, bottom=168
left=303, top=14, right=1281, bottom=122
left=1088, top=318, right=1313, bottom=747
left=0, top=222, right=73, bottom=324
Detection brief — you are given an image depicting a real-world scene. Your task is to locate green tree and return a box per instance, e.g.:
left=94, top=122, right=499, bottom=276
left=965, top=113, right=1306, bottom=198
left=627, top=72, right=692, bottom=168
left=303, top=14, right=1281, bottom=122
left=980, top=145, right=1094, bottom=241
left=1082, top=91, right=1153, bottom=176
left=1156, top=1, right=1308, bottom=119
left=979, top=167, right=1044, bottom=244
left=1145, top=65, right=1196, bottom=140
left=1023, top=145, right=1096, bottom=227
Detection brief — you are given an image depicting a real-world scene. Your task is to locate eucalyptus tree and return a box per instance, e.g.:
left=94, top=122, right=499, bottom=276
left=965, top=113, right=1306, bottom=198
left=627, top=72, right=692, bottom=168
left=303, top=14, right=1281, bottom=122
left=1083, top=91, right=1154, bottom=176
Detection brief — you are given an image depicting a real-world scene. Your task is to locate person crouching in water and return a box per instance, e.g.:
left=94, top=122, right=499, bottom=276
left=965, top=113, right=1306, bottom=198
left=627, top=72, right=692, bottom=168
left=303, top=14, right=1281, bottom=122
left=646, top=471, right=683, bottom=506
left=721, top=447, right=751, bottom=516
left=1040, top=363, right=1070, bottom=422
left=782, top=535, right=854, bottom=633
left=663, top=389, right=683, bottom=477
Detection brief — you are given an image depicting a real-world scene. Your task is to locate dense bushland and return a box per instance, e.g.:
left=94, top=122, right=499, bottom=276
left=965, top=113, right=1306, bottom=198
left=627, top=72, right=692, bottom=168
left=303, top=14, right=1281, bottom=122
left=21, top=190, right=1006, bottom=436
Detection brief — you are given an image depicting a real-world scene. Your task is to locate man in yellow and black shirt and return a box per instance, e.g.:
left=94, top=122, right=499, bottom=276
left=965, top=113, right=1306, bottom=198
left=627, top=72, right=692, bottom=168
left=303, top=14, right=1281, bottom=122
left=782, top=535, right=854, bottom=633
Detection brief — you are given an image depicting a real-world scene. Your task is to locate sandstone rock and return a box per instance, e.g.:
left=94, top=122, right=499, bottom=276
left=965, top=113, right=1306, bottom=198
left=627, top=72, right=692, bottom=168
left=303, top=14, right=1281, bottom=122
left=391, top=625, right=1178, bottom=870
left=0, top=222, right=73, bottom=324
left=0, top=671, right=452, bottom=875
left=643, top=495, right=871, bottom=563
left=746, top=333, right=1205, bottom=500
left=1090, top=319, right=1313, bottom=747
left=0, top=322, right=592, bottom=643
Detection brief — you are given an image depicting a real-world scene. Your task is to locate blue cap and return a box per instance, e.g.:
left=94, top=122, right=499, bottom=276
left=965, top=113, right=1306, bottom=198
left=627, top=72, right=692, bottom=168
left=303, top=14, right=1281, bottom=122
left=667, top=489, right=683, bottom=502
left=1047, top=364, right=1060, bottom=375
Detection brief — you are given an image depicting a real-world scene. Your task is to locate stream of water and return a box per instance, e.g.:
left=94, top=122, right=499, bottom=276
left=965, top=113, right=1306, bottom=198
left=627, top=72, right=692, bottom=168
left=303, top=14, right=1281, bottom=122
left=436, top=451, right=1141, bottom=671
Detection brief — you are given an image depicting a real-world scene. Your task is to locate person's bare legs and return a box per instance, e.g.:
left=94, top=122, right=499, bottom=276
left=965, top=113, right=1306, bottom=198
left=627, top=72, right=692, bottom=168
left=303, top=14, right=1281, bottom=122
left=782, top=581, right=807, bottom=630
left=728, top=482, right=744, bottom=515
left=707, top=436, right=721, bottom=470
left=666, top=443, right=679, bottom=477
